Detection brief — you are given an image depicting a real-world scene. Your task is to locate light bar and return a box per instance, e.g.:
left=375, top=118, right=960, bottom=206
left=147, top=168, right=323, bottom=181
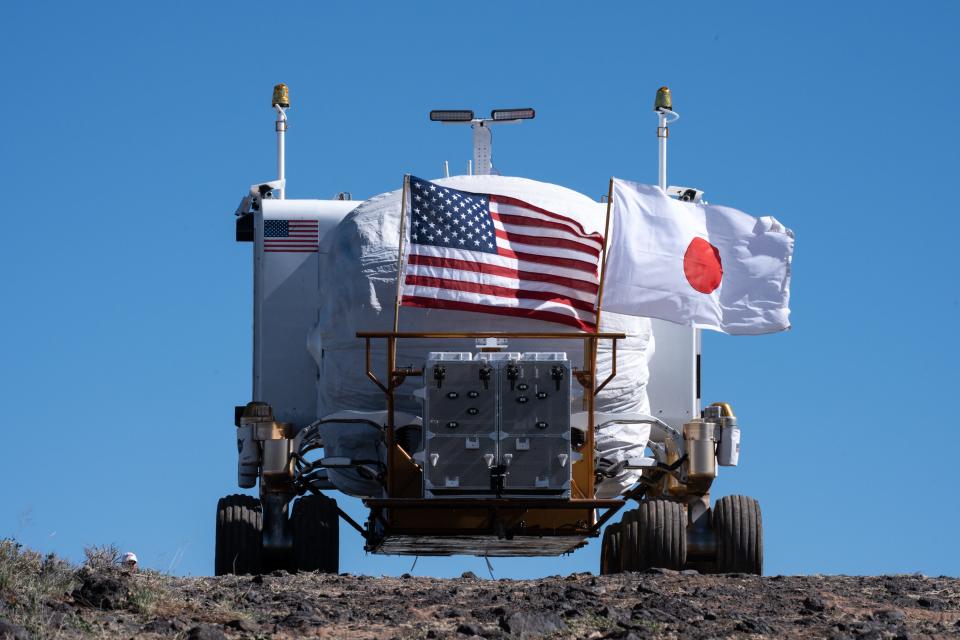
left=430, top=110, right=475, bottom=122
left=491, top=108, right=535, bottom=121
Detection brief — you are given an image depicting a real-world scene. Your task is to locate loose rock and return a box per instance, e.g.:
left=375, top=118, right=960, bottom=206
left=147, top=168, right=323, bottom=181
left=804, top=595, right=826, bottom=612
left=499, top=611, right=567, bottom=637
left=225, top=617, right=257, bottom=632
left=186, top=625, right=227, bottom=640
left=456, top=622, right=483, bottom=635
left=874, top=609, right=906, bottom=623
left=72, top=574, right=129, bottom=610
left=736, top=617, right=778, bottom=634
left=917, top=596, right=945, bottom=610
left=141, top=618, right=188, bottom=634
left=0, top=618, right=29, bottom=640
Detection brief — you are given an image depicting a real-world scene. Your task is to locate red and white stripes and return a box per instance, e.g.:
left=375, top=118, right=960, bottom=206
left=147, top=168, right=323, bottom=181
left=401, top=191, right=603, bottom=331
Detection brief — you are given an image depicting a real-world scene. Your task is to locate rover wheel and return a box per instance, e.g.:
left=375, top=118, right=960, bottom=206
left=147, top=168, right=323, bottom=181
left=622, top=499, right=687, bottom=571
left=619, top=510, right=638, bottom=572
left=600, top=522, right=622, bottom=575
left=713, top=495, right=763, bottom=575
left=291, top=494, right=340, bottom=573
left=215, top=494, right=263, bottom=576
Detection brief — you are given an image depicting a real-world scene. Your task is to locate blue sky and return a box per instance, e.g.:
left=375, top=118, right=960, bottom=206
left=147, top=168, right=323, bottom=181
left=2, top=1, right=958, bottom=578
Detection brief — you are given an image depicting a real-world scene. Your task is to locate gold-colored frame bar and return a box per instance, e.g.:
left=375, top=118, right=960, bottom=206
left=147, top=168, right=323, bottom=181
left=357, top=330, right=625, bottom=499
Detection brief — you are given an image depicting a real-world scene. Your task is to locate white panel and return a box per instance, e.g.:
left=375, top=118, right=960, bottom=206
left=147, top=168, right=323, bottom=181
left=644, top=320, right=698, bottom=430
left=262, top=199, right=358, bottom=242
left=254, top=199, right=360, bottom=427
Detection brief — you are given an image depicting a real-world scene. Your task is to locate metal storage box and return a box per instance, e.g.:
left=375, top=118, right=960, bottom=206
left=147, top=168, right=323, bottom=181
left=423, top=352, right=572, bottom=498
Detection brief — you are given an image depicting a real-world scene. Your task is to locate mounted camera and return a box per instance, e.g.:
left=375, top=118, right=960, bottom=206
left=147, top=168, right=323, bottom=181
left=234, top=180, right=285, bottom=242
left=666, top=185, right=705, bottom=203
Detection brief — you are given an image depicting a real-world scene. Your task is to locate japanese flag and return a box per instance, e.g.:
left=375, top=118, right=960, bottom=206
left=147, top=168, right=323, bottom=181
left=601, top=178, right=794, bottom=335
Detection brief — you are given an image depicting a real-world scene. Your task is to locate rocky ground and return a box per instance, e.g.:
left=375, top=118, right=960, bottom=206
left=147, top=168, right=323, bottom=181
left=1, top=541, right=958, bottom=639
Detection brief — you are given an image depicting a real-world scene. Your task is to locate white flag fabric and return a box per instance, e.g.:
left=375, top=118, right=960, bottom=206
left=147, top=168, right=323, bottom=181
left=602, top=178, right=794, bottom=335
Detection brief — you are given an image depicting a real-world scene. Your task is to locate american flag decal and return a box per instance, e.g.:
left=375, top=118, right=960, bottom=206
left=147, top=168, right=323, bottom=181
left=264, top=219, right=319, bottom=253
left=400, top=176, right=604, bottom=331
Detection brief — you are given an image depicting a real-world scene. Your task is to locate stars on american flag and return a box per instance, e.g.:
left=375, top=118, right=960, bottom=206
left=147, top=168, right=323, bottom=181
left=409, top=177, right=498, bottom=253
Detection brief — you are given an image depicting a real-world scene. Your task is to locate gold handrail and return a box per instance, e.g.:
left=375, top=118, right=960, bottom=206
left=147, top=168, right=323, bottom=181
left=357, top=331, right=626, bottom=339
left=358, top=330, right=627, bottom=501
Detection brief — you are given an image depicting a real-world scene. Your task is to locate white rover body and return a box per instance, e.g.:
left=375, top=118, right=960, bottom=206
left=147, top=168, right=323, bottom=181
left=214, top=86, right=762, bottom=576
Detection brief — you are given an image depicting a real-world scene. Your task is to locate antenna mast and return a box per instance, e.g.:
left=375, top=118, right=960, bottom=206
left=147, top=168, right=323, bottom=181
left=272, top=83, right=290, bottom=199
left=654, top=87, right=678, bottom=190
left=655, top=86, right=701, bottom=418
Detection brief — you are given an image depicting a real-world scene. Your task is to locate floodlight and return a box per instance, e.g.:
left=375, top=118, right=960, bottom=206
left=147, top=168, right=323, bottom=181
left=430, top=106, right=537, bottom=176
left=430, top=110, right=475, bottom=122
left=491, top=108, right=535, bottom=121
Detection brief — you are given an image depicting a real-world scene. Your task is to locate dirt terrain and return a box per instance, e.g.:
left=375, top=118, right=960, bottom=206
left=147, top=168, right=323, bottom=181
left=1, top=541, right=958, bottom=639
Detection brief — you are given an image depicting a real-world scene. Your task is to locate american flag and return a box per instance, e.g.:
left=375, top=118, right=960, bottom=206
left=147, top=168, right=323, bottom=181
left=264, top=219, right=319, bottom=253
left=400, top=176, right=604, bottom=331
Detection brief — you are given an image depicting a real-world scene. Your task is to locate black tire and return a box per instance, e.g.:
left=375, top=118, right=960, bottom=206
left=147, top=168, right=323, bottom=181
left=622, top=499, right=687, bottom=571
left=291, top=494, right=340, bottom=573
left=600, top=523, right=622, bottom=575
left=620, top=510, right=639, bottom=572
left=215, top=494, right=262, bottom=576
left=713, top=495, right=763, bottom=575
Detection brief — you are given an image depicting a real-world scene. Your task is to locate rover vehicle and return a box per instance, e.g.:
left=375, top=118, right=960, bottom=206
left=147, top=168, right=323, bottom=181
left=214, top=85, right=762, bottom=576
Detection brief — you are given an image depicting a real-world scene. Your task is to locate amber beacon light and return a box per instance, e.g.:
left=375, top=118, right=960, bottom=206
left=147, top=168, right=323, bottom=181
left=654, top=86, right=672, bottom=112
left=272, top=83, right=290, bottom=109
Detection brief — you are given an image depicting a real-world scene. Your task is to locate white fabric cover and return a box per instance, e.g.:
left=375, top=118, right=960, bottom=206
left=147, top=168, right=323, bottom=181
left=593, top=421, right=653, bottom=499
left=313, top=175, right=654, bottom=422
left=571, top=411, right=654, bottom=499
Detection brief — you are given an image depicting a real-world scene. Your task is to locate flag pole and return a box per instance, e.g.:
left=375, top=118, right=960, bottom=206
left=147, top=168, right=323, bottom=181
left=392, top=174, right=411, bottom=335
left=385, top=175, right=411, bottom=490
left=584, top=178, right=615, bottom=482
left=593, top=177, right=615, bottom=332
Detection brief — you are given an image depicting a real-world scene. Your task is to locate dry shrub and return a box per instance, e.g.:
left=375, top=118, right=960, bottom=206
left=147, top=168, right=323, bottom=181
left=82, top=544, right=121, bottom=571
left=0, top=538, right=77, bottom=633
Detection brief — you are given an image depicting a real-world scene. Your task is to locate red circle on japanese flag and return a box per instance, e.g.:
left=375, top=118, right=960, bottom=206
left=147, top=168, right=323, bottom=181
left=683, top=237, right=723, bottom=294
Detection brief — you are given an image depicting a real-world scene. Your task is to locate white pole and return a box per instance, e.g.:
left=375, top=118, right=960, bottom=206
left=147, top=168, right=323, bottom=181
left=657, top=110, right=668, bottom=190
left=655, top=87, right=699, bottom=417
left=275, top=105, right=287, bottom=199
left=472, top=121, right=492, bottom=175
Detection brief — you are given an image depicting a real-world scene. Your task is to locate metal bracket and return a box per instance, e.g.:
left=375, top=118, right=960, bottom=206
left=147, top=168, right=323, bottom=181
left=573, top=369, right=592, bottom=388
left=336, top=506, right=367, bottom=539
